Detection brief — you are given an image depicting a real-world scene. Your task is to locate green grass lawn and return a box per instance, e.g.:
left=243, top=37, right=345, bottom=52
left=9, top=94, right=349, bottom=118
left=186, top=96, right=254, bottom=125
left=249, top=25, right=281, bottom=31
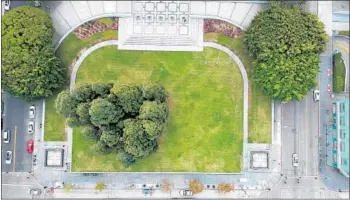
left=72, top=46, right=244, bottom=172
left=333, top=52, right=346, bottom=93
left=44, top=30, right=118, bottom=141
left=204, top=33, right=271, bottom=144
left=338, top=31, right=350, bottom=37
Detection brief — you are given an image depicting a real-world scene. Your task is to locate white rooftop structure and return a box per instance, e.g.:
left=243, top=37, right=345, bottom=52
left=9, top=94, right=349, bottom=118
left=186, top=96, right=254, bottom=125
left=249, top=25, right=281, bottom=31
left=45, top=149, right=64, bottom=167
left=251, top=151, right=268, bottom=169
left=118, top=1, right=203, bottom=51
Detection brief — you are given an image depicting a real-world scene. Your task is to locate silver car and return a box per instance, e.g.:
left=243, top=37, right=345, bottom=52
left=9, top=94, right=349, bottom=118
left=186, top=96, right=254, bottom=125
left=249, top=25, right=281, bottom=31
left=29, top=106, right=35, bottom=119
left=5, top=151, right=12, bottom=164
left=28, top=121, right=35, bottom=134
left=313, top=90, right=320, bottom=101
left=3, top=129, right=11, bottom=143
left=4, top=0, right=11, bottom=11
left=292, top=153, right=299, bottom=167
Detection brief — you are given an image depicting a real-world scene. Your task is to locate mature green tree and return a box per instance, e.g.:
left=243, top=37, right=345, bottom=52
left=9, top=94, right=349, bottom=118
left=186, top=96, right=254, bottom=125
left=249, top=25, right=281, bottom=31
left=100, top=130, right=123, bottom=148
left=91, top=140, right=112, bottom=154
left=89, top=98, right=124, bottom=126
left=92, top=83, right=113, bottom=97
left=113, top=85, right=143, bottom=114
left=76, top=102, right=91, bottom=124
left=139, top=101, right=169, bottom=122
left=81, top=125, right=100, bottom=141
left=141, top=120, right=164, bottom=139
left=71, top=84, right=93, bottom=102
left=243, top=3, right=327, bottom=102
left=253, top=52, right=319, bottom=101
left=66, top=116, right=81, bottom=128
left=1, top=6, right=65, bottom=100
left=123, top=119, right=157, bottom=158
left=244, top=4, right=327, bottom=57
left=142, top=83, right=167, bottom=102
left=116, top=151, right=136, bottom=167
left=55, top=91, right=77, bottom=117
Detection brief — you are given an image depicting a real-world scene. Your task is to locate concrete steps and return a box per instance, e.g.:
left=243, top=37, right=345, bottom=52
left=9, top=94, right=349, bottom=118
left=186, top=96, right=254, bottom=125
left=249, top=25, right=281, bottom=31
left=123, top=35, right=197, bottom=46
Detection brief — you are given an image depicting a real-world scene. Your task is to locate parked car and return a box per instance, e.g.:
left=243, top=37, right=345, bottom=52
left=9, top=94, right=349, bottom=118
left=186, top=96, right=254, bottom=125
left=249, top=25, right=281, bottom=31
left=179, top=189, right=193, bottom=196
left=4, top=0, right=10, bottom=11
left=29, top=188, right=41, bottom=195
left=5, top=151, right=12, bottom=164
left=292, top=153, right=299, bottom=167
left=33, top=0, right=41, bottom=7
left=313, top=90, right=320, bottom=101
left=3, top=129, right=11, bottom=143
left=28, top=121, right=35, bottom=134
left=29, top=106, right=35, bottom=119
left=142, top=188, right=154, bottom=196
left=26, top=139, right=34, bottom=153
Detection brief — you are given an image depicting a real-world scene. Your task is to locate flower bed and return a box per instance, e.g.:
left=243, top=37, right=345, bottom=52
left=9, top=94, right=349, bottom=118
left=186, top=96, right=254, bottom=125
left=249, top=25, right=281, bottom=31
left=204, top=19, right=241, bottom=38
left=73, top=17, right=118, bottom=39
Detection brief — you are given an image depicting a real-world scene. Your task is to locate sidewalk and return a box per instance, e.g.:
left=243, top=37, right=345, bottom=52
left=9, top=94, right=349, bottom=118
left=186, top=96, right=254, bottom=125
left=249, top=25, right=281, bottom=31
left=52, top=188, right=263, bottom=199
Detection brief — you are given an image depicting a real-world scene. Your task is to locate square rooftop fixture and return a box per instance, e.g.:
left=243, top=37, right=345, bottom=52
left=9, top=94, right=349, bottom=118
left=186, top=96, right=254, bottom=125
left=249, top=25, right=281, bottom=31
left=250, top=151, right=269, bottom=169
left=45, top=149, right=64, bottom=167
left=157, top=2, right=166, bottom=12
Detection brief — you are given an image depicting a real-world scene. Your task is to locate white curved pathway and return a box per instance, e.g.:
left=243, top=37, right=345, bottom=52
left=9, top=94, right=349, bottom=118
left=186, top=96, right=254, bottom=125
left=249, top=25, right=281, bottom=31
left=68, top=40, right=249, bottom=171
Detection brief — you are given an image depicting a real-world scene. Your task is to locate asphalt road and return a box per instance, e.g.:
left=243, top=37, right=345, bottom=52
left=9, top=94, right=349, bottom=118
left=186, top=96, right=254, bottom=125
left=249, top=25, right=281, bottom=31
left=281, top=92, right=319, bottom=178
left=1, top=92, right=43, bottom=173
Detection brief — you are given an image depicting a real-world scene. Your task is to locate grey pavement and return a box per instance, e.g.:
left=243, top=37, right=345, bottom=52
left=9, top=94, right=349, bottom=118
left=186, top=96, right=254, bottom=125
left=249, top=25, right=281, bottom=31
left=333, top=1, right=350, bottom=13
left=1, top=92, right=43, bottom=173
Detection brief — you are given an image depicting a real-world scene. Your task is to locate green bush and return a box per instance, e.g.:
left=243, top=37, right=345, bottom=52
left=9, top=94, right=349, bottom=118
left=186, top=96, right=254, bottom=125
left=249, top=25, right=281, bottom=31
left=333, top=53, right=345, bottom=93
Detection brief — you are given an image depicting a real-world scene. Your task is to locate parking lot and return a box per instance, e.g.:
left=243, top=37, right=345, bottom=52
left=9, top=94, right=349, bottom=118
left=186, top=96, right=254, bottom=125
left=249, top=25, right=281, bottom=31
left=2, top=92, right=43, bottom=172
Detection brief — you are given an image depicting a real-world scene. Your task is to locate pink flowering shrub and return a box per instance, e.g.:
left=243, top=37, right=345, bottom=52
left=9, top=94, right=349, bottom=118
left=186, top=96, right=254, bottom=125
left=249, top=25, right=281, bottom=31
left=203, top=19, right=242, bottom=38
left=73, top=18, right=118, bottom=39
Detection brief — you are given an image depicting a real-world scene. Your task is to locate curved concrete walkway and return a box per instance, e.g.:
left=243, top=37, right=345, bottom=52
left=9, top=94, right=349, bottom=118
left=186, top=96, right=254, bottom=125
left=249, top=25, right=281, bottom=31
left=69, top=40, right=249, bottom=171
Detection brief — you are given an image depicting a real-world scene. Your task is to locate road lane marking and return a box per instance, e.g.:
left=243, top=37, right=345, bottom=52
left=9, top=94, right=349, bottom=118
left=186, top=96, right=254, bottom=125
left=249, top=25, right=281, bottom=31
left=12, top=126, right=17, bottom=172
left=335, top=44, right=349, bottom=54
left=2, top=184, right=33, bottom=187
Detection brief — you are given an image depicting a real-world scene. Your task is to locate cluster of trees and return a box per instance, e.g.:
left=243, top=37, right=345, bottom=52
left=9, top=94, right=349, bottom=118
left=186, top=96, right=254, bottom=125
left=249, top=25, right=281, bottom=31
left=1, top=6, right=65, bottom=100
left=55, top=82, right=169, bottom=167
left=244, top=2, right=327, bottom=102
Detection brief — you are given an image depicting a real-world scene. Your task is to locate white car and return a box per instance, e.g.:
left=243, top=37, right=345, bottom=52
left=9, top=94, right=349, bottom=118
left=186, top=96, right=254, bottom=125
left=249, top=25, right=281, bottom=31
left=3, top=129, right=11, bottom=143
left=29, top=188, right=41, bottom=195
left=179, top=189, right=193, bottom=196
left=5, top=151, right=12, bottom=164
left=292, top=153, right=299, bottom=167
left=313, top=90, right=320, bottom=101
left=28, top=121, right=35, bottom=134
left=29, top=106, right=35, bottom=119
left=4, top=0, right=10, bottom=11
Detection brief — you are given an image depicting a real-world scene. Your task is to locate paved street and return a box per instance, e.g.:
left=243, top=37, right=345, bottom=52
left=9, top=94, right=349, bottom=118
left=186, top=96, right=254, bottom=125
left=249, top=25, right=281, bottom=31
left=281, top=94, right=319, bottom=178
left=1, top=92, right=43, bottom=172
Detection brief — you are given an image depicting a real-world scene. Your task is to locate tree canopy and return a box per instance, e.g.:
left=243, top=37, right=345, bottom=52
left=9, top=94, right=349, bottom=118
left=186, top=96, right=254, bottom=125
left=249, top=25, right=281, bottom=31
left=56, top=82, right=168, bottom=165
left=243, top=3, right=327, bottom=102
left=1, top=6, right=65, bottom=100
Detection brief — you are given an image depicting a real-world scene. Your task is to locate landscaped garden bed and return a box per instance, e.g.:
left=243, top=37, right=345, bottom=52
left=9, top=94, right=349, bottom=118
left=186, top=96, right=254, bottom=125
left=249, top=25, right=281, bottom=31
left=204, top=32, right=271, bottom=144
left=204, top=19, right=241, bottom=38
left=72, top=46, right=244, bottom=172
left=44, top=17, right=118, bottom=141
left=333, top=52, right=346, bottom=93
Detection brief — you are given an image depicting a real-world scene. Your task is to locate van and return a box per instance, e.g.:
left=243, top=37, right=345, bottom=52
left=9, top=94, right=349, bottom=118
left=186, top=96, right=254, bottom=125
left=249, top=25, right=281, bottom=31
left=3, top=129, right=11, bottom=143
